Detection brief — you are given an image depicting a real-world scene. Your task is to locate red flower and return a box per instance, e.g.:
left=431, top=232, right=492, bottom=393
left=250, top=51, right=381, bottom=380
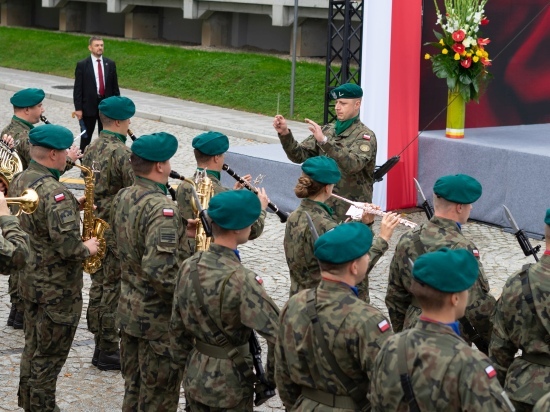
left=461, top=57, right=472, bottom=68
left=452, top=43, right=465, bottom=54
left=477, top=37, right=491, bottom=46
left=480, top=17, right=489, bottom=25
left=452, top=30, right=466, bottom=42
left=481, top=57, right=492, bottom=66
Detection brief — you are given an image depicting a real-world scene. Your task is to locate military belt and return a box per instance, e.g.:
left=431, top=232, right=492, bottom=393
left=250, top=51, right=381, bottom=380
left=195, top=340, right=249, bottom=359
left=521, top=353, right=550, bottom=367
left=301, top=387, right=356, bottom=409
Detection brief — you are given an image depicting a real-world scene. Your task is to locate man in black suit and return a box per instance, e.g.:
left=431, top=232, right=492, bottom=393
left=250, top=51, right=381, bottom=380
left=73, top=36, right=120, bottom=153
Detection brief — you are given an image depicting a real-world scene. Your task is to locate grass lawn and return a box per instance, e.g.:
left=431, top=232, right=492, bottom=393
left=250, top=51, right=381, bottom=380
left=0, top=27, right=327, bottom=121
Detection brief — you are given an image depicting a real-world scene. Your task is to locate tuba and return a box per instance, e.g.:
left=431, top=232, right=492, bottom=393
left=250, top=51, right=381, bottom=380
left=0, top=140, right=23, bottom=192
left=67, top=160, right=109, bottom=274
left=191, top=170, right=215, bottom=251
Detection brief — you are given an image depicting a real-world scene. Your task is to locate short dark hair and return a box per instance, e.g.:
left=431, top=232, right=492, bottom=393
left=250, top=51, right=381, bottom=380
left=89, top=36, right=103, bottom=45
left=194, top=148, right=215, bottom=164
left=410, top=278, right=447, bottom=311
left=318, top=260, right=350, bottom=276
left=130, top=153, right=155, bottom=175
left=98, top=112, right=115, bottom=127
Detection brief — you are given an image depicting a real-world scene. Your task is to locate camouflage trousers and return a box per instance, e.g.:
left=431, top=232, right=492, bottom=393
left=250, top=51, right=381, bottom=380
left=186, top=397, right=253, bottom=412
left=8, top=272, right=24, bottom=311
left=18, top=296, right=82, bottom=412
left=120, top=331, right=183, bottom=412
left=87, top=248, right=121, bottom=352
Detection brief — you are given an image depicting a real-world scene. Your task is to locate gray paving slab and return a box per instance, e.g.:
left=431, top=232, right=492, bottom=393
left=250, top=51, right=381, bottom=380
left=0, top=74, right=546, bottom=411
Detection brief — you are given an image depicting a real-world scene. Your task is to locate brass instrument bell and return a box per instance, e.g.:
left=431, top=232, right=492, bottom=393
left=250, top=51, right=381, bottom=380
left=6, top=189, right=40, bottom=215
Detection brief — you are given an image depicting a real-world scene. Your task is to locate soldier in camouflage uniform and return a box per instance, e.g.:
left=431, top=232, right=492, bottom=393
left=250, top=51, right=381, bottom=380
left=276, top=222, right=393, bottom=411
left=170, top=189, right=280, bottom=411
left=81, top=96, right=136, bottom=370
left=284, top=156, right=399, bottom=300
left=10, top=124, right=99, bottom=412
left=371, top=248, right=514, bottom=412
left=112, top=132, right=189, bottom=411
left=273, top=83, right=377, bottom=221
left=385, top=174, right=496, bottom=352
left=489, top=209, right=550, bottom=411
left=0, top=192, right=30, bottom=272
left=175, top=131, right=267, bottom=255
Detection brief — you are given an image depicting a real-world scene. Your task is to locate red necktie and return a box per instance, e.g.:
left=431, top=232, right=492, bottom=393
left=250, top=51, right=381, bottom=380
left=97, top=59, right=105, bottom=97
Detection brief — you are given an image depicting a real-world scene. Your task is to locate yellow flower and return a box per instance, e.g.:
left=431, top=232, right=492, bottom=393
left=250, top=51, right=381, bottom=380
left=425, top=53, right=431, bottom=60
left=476, top=50, right=483, bottom=57
left=439, top=39, right=445, bottom=46
left=473, top=56, right=480, bottom=63
left=466, top=52, right=472, bottom=57
left=442, top=48, right=449, bottom=55
left=482, top=50, right=489, bottom=58
left=454, top=53, right=460, bottom=60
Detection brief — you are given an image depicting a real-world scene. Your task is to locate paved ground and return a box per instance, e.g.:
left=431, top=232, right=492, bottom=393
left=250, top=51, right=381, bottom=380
left=0, top=77, right=546, bottom=411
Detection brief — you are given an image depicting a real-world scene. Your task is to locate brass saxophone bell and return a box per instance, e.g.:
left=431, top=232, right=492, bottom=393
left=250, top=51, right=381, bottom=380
left=6, top=189, right=40, bottom=215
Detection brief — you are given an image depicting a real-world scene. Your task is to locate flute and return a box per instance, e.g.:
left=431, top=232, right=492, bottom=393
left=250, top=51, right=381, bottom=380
left=331, top=193, right=417, bottom=228
left=222, top=163, right=289, bottom=223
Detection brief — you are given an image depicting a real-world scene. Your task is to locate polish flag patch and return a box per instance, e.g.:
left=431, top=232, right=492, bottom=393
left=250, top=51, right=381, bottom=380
left=255, top=276, right=263, bottom=285
left=472, top=249, right=480, bottom=258
left=485, top=365, right=496, bottom=379
left=363, top=134, right=371, bottom=141
left=163, top=208, right=174, bottom=217
left=54, top=193, right=65, bottom=202
left=378, top=320, right=390, bottom=332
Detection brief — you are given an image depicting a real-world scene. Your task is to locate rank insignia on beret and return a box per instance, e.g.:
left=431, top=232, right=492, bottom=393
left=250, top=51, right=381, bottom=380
left=473, top=249, right=479, bottom=258
left=360, top=144, right=370, bottom=152
left=378, top=320, right=390, bottom=332
left=255, top=276, right=263, bottom=285
left=163, top=208, right=174, bottom=217
left=485, top=365, right=496, bottom=379
left=363, top=134, right=371, bottom=141
left=54, top=193, right=65, bottom=202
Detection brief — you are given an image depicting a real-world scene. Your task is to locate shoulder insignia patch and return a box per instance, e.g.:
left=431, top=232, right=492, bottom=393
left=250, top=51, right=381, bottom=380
left=360, top=144, right=370, bottom=152
left=54, top=193, right=65, bottom=202
left=163, top=208, right=174, bottom=217
left=363, top=134, right=371, bottom=140
left=378, top=319, right=390, bottom=332
left=255, top=275, right=264, bottom=285
left=472, top=249, right=480, bottom=258
left=485, top=365, right=496, bottom=379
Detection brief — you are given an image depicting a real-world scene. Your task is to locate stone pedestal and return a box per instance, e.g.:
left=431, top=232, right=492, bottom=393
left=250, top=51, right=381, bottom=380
left=1, top=0, right=32, bottom=27
left=59, top=2, right=86, bottom=32
left=202, top=12, right=231, bottom=47
left=125, top=8, right=160, bottom=39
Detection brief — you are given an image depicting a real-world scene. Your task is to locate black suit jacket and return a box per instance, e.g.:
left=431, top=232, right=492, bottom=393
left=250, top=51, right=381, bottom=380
left=73, top=56, right=120, bottom=116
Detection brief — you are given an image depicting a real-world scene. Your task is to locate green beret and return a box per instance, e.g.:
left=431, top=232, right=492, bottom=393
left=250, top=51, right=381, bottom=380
left=301, top=156, right=341, bottom=185
left=10, top=88, right=45, bottom=108
left=28, top=124, right=73, bottom=150
left=433, top=174, right=482, bottom=204
left=545, top=209, right=550, bottom=225
left=132, top=132, right=178, bottom=162
left=413, top=248, right=479, bottom=293
left=314, top=222, right=373, bottom=264
left=192, top=131, right=229, bottom=156
left=99, top=96, right=135, bottom=120
left=207, top=190, right=261, bottom=230
left=330, top=83, right=363, bottom=100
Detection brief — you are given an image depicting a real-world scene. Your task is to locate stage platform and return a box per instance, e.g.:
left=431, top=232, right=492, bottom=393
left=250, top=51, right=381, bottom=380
left=418, top=123, right=550, bottom=237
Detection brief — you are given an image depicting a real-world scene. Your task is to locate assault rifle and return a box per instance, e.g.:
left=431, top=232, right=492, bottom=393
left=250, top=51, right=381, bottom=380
left=249, top=332, right=276, bottom=405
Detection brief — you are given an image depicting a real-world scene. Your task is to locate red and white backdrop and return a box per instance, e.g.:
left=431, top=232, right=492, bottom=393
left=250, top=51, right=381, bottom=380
left=362, top=0, right=550, bottom=211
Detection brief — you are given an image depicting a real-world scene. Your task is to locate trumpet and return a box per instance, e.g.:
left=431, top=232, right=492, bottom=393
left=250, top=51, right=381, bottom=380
left=331, top=193, right=417, bottom=228
left=6, top=189, right=39, bottom=215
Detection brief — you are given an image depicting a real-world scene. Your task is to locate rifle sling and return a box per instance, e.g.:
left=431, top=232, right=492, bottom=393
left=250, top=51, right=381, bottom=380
left=305, top=289, right=369, bottom=411
left=519, top=264, right=536, bottom=316
left=397, top=332, right=421, bottom=412
left=189, top=255, right=257, bottom=385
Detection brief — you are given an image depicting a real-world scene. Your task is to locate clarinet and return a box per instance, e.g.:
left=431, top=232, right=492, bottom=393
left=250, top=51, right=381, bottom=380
left=222, top=164, right=289, bottom=223
left=40, top=115, right=51, bottom=124
left=127, top=129, right=182, bottom=200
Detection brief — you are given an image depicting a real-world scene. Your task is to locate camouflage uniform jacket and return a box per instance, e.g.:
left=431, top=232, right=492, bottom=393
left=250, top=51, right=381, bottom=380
left=169, top=243, right=280, bottom=408
left=278, top=118, right=377, bottom=220
left=489, top=254, right=550, bottom=405
left=275, top=279, right=393, bottom=411
left=112, top=177, right=188, bottom=344
left=175, top=169, right=266, bottom=241
left=10, top=161, right=89, bottom=304
left=284, top=198, right=388, bottom=301
left=386, top=216, right=495, bottom=344
left=81, top=130, right=134, bottom=248
left=534, top=391, right=550, bottom=412
left=370, top=319, right=513, bottom=412
left=1, top=116, right=33, bottom=169
left=0, top=215, right=30, bottom=273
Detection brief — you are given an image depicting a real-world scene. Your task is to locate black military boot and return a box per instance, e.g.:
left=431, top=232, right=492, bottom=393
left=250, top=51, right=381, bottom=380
left=92, top=347, right=101, bottom=367
left=13, top=311, right=24, bottom=330
left=97, top=349, right=121, bottom=371
left=7, top=305, right=16, bottom=326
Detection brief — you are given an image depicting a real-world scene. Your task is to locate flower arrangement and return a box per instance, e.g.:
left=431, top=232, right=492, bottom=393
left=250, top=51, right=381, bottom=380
left=424, top=0, right=492, bottom=102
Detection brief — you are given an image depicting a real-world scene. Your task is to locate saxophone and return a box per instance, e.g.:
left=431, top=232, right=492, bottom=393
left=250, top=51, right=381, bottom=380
left=193, top=169, right=215, bottom=251
left=69, top=161, right=110, bottom=274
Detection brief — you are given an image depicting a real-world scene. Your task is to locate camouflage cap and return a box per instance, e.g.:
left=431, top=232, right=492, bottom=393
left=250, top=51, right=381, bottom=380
left=10, top=88, right=45, bottom=108
left=301, top=156, right=341, bottom=184
left=433, top=174, right=482, bottom=204
left=330, top=83, right=363, bottom=100
left=132, top=132, right=178, bottom=162
left=29, top=124, right=73, bottom=150
left=99, top=96, right=136, bottom=120
left=545, top=209, right=550, bottom=225
left=413, top=247, right=479, bottom=293
left=314, top=222, right=373, bottom=264
left=192, top=131, right=229, bottom=156
left=208, top=190, right=261, bottom=230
